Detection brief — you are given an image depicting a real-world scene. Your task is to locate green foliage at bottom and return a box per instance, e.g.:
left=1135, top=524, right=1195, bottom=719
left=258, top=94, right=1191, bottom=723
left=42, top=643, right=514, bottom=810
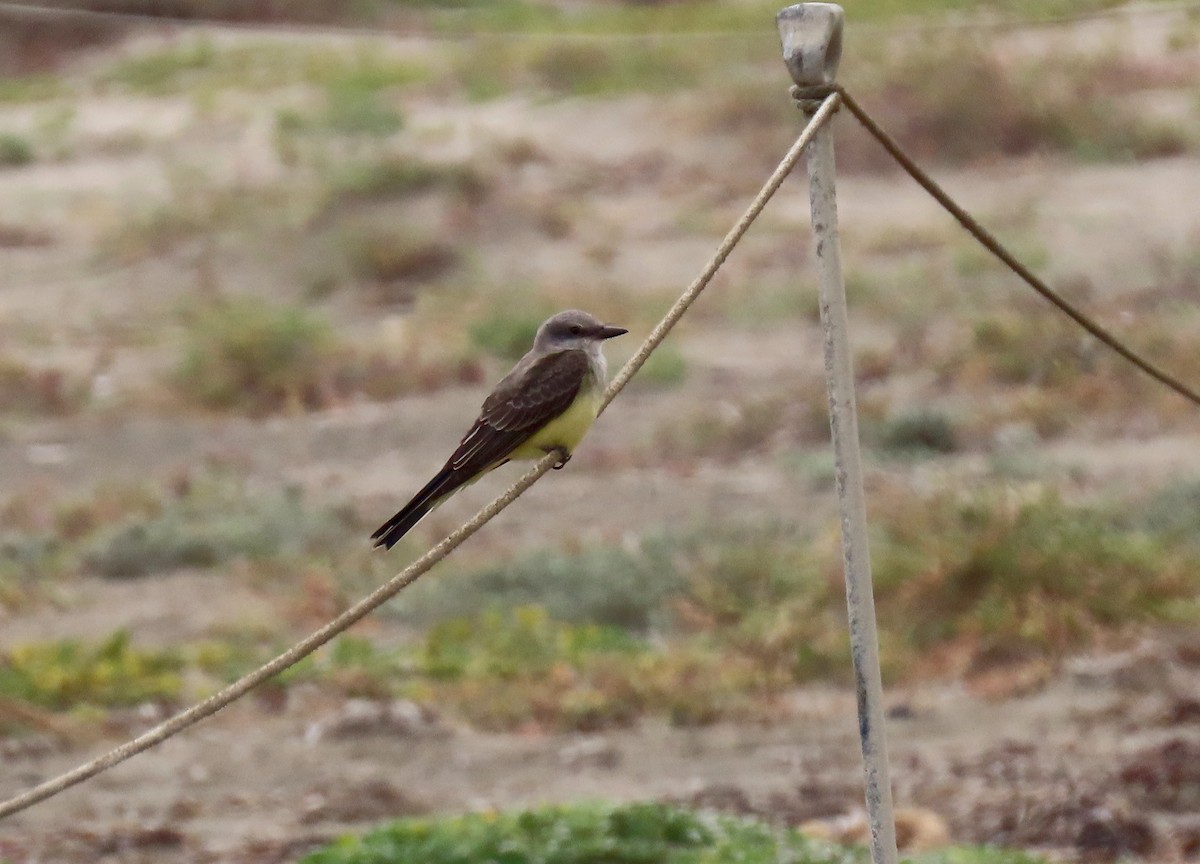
left=0, top=630, right=183, bottom=709
left=301, top=802, right=855, bottom=864
left=301, top=802, right=1044, bottom=864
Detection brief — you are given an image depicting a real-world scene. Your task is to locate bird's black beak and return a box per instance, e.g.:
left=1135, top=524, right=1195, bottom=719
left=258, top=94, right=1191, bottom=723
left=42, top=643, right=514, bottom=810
left=596, top=324, right=628, bottom=340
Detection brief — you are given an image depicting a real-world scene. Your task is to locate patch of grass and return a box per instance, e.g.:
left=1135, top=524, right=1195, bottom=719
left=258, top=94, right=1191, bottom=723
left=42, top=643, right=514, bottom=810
left=1134, top=480, right=1200, bottom=550
left=926, top=297, right=1200, bottom=439
left=947, top=310, right=1095, bottom=388
left=175, top=298, right=480, bottom=414
left=867, top=486, right=1200, bottom=671
left=401, top=541, right=682, bottom=630
left=0, top=532, right=71, bottom=611
left=325, top=85, right=405, bottom=137
left=341, top=224, right=461, bottom=293
left=654, top=390, right=827, bottom=464
left=468, top=305, right=553, bottom=361
left=412, top=485, right=1200, bottom=726
left=106, top=36, right=218, bottom=95
left=412, top=607, right=772, bottom=730
left=0, top=357, right=85, bottom=415
left=528, top=41, right=702, bottom=98
left=96, top=165, right=292, bottom=263
left=104, top=36, right=429, bottom=96
left=176, top=299, right=338, bottom=414
left=634, top=343, right=687, bottom=388
left=325, top=156, right=489, bottom=208
left=9, top=478, right=1194, bottom=730
left=0, top=134, right=35, bottom=167
left=0, top=74, right=65, bottom=104
left=0, top=221, right=55, bottom=248
left=303, top=800, right=1044, bottom=864
left=450, top=36, right=721, bottom=101
left=304, top=802, right=811, bottom=864
left=1, top=470, right=366, bottom=606
left=84, top=473, right=351, bottom=579
left=0, top=630, right=184, bottom=710
left=841, top=36, right=1194, bottom=170
left=877, top=410, right=959, bottom=455
left=286, top=77, right=405, bottom=138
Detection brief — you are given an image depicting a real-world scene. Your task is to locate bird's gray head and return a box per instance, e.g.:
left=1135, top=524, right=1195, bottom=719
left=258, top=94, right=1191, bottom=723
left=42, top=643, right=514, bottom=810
left=533, top=309, right=628, bottom=353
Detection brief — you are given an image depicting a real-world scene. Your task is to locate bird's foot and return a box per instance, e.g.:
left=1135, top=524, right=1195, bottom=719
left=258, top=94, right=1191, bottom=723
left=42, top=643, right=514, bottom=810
left=547, top=447, right=572, bottom=470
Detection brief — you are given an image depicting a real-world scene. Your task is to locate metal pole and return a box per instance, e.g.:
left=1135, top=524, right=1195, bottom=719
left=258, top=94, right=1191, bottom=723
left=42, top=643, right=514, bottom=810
left=777, top=7, right=899, bottom=864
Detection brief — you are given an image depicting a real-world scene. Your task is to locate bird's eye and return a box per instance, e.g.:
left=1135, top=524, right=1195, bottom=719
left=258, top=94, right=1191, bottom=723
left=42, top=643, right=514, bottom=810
left=569, top=325, right=582, bottom=336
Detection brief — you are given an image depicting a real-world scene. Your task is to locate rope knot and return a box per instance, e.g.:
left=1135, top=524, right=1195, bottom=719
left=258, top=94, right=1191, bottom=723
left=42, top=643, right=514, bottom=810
left=790, top=83, right=840, bottom=115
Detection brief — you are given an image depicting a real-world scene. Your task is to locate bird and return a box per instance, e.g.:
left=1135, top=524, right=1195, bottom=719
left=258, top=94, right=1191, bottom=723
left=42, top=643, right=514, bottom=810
left=371, top=309, right=628, bottom=549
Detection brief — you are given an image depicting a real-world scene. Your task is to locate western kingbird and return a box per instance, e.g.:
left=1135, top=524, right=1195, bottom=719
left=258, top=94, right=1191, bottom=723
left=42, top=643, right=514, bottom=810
left=371, top=309, right=628, bottom=549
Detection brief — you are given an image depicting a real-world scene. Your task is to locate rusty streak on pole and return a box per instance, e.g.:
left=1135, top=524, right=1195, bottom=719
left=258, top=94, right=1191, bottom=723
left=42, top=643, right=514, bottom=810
left=777, top=6, right=899, bottom=864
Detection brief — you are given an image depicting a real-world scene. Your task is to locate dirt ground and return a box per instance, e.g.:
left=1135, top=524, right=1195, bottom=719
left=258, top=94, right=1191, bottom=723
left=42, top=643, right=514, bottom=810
left=2, top=7, right=1200, bottom=864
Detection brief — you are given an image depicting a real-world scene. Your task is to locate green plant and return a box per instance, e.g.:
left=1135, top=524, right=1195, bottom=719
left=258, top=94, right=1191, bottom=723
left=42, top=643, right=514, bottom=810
left=840, top=35, right=1194, bottom=171
left=0, top=532, right=70, bottom=610
left=0, top=357, right=84, bottom=415
left=0, top=630, right=183, bottom=709
left=107, top=36, right=217, bottom=94
left=402, top=541, right=681, bottom=630
left=341, top=224, right=460, bottom=289
left=468, top=306, right=553, bottom=360
left=962, top=312, right=1093, bottom=387
left=0, top=134, right=34, bottom=167
left=322, top=78, right=405, bottom=137
left=302, top=800, right=1046, bottom=864
left=84, top=473, right=351, bottom=579
left=176, top=299, right=336, bottom=414
left=878, top=410, right=959, bottom=455
left=867, top=487, right=1200, bottom=669
left=635, top=343, right=687, bottom=388
left=326, top=156, right=488, bottom=207
left=654, top=393, right=812, bottom=464
left=1134, top=480, right=1200, bottom=549
left=0, top=74, right=64, bottom=103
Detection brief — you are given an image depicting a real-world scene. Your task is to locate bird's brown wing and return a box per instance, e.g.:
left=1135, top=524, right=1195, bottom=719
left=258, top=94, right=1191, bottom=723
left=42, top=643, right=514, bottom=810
left=371, top=349, right=591, bottom=549
left=446, top=348, right=591, bottom=475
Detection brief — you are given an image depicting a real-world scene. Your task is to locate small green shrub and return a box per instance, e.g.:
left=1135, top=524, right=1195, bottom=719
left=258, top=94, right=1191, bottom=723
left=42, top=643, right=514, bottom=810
left=1134, top=480, right=1200, bottom=549
left=327, top=156, right=488, bottom=206
left=0, top=533, right=70, bottom=610
left=468, top=306, right=552, bottom=360
left=0, top=630, right=183, bottom=709
left=84, top=474, right=350, bottom=579
left=341, top=225, right=460, bottom=288
left=635, top=343, right=687, bottom=388
left=322, top=78, right=405, bottom=137
left=176, top=299, right=336, bottom=414
left=878, top=410, right=959, bottom=454
left=868, top=487, right=1200, bottom=665
left=0, top=357, right=83, bottom=414
left=402, top=542, right=680, bottom=630
left=0, top=134, right=35, bottom=167
left=107, top=37, right=217, bottom=94
left=302, top=800, right=1046, bottom=864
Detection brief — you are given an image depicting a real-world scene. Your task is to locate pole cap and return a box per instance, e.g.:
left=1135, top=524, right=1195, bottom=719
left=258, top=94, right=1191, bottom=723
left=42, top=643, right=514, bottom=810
left=777, top=3, right=844, bottom=88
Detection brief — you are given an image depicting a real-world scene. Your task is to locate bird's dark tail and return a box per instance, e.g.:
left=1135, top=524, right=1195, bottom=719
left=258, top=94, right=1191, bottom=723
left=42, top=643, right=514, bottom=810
left=371, top=468, right=462, bottom=550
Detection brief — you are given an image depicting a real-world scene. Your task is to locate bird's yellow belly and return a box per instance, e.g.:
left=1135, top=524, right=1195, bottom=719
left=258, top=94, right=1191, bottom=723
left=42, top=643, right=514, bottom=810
left=510, top=386, right=601, bottom=461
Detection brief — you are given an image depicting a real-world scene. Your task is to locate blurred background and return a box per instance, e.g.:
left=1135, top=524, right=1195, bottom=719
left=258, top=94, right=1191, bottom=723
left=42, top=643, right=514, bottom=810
left=1, top=1, right=1199, bottom=862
